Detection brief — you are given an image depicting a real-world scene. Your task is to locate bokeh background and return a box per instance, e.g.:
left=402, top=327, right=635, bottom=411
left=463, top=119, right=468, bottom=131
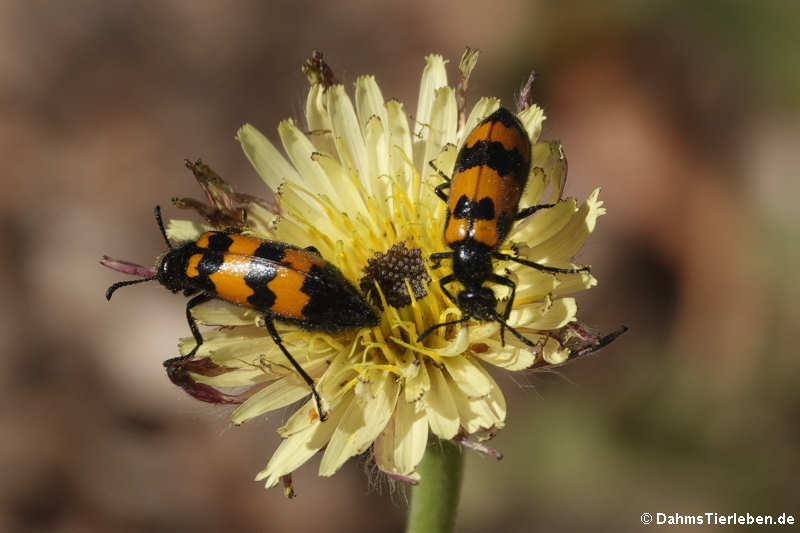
left=2, top=1, right=798, bottom=531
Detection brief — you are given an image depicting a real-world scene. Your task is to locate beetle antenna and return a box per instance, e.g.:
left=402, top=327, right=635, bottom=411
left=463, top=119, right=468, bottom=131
left=416, top=316, right=470, bottom=343
left=106, top=276, right=158, bottom=300
left=154, top=205, right=173, bottom=250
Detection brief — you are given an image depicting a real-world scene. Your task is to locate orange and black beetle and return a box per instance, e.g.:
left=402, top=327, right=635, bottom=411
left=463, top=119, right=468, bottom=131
left=418, top=107, right=589, bottom=346
left=106, top=207, right=378, bottom=420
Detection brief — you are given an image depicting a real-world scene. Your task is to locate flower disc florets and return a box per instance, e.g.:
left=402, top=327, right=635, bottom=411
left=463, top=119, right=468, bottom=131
left=164, top=50, right=610, bottom=491
left=360, top=242, right=431, bottom=309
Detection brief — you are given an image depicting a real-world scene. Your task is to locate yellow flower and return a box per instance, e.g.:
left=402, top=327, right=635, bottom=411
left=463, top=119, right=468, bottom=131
left=166, top=51, right=610, bottom=490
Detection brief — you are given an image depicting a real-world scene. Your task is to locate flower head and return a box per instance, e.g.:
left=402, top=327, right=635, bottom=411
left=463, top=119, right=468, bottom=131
left=164, top=50, right=616, bottom=491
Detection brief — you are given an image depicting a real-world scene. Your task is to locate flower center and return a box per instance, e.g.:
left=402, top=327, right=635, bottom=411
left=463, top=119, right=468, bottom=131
left=359, top=242, right=431, bottom=310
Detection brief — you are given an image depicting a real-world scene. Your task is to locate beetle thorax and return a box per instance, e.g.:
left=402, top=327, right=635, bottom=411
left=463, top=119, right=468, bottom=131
left=451, top=241, right=493, bottom=285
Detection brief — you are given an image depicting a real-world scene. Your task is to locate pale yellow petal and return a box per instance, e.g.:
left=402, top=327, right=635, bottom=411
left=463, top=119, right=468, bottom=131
left=542, top=336, right=570, bottom=365
left=355, top=75, right=388, bottom=133
left=311, top=151, right=369, bottom=218
left=414, top=54, right=448, bottom=139
left=419, top=86, right=457, bottom=176
left=404, top=354, right=430, bottom=402
left=385, top=99, right=415, bottom=198
left=473, top=339, right=537, bottom=371
left=236, top=123, right=300, bottom=192
left=425, top=364, right=460, bottom=439
left=442, top=355, right=493, bottom=398
left=518, top=189, right=605, bottom=264
left=231, top=378, right=312, bottom=424
left=509, top=198, right=577, bottom=248
left=517, top=103, right=546, bottom=144
left=460, top=97, right=500, bottom=146
left=520, top=141, right=567, bottom=207
left=327, top=85, right=369, bottom=191
left=190, top=301, right=259, bottom=326
left=449, top=370, right=506, bottom=434
left=278, top=118, right=343, bottom=205
left=551, top=271, right=598, bottom=296
left=256, top=395, right=352, bottom=488
left=319, top=371, right=400, bottom=476
left=244, top=203, right=277, bottom=237
left=166, top=219, right=205, bottom=243
left=374, top=396, right=428, bottom=476
left=305, top=83, right=336, bottom=157
left=510, top=297, right=577, bottom=330
left=364, top=115, right=390, bottom=207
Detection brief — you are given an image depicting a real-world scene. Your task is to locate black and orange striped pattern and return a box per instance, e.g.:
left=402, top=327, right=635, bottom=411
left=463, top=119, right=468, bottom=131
left=173, top=232, right=376, bottom=331
left=444, top=107, right=531, bottom=248
left=419, top=107, right=588, bottom=347
left=106, top=208, right=379, bottom=421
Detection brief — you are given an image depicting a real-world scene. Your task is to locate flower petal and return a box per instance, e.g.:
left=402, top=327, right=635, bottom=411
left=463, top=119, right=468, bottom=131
left=311, top=151, right=370, bottom=219
left=231, top=377, right=312, bottom=424
left=278, top=118, right=343, bottom=205
left=305, top=83, right=336, bottom=157
left=518, top=189, right=605, bottom=264
left=442, top=355, right=493, bottom=398
left=327, top=85, right=369, bottom=192
left=364, top=115, right=390, bottom=207
left=236, top=124, right=300, bottom=192
left=319, top=371, right=400, bottom=476
left=355, top=75, right=388, bottom=134
left=374, top=395, right=428, bottom=476
left=460, top=97, right=500, bottom=147
left=519, top=141, right=566, bottom=208
left=425, top=364, right=460, bottom=439
left=385, top=99, right=415, bottom=199
left=473, top=340, right=537, bottom=371
left=509, top=198, right=577, bottom=248
left=542, top=336, right=570, bottom=365
left=404, top=355, right=430, bottom=402
left=419, top=86, right=457, bottom=177
left=414, top=54, right=448, bottom=139
left=190, top=301, right=259, bottom=326
left=166, top=219, right=205, bottom=243
left=449, top=368, right=506, bottom=434
left=511, top=297, right=577, bottom=330
left=517, top=103, right=546, bottom=144
left=256, top=395, right=353, bottom=488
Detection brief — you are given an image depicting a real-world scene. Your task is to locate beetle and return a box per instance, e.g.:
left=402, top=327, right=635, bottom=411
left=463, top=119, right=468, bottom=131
left=417, top=107, right=589, bottom=346
left=106, top=206, right=379, bottom=421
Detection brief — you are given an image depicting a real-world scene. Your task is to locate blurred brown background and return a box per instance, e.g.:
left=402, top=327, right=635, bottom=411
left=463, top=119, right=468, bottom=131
left=2, top=1, right=799, bottom=531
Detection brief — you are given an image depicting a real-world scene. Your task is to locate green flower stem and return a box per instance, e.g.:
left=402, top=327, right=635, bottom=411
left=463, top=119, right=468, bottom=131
left=406, top=439, right=464, bottom=533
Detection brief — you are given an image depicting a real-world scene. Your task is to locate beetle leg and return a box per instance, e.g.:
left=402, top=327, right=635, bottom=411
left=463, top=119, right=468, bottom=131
left=490, top=312, right=540, bottom=349
left=429, top=161, right=451, bottom=203
left=429, top=251, right=453, bottom=269
left=416, top=274, right=468, bottom=343
left=488, top=274, right=516, bottom=346
left=437, top=273, right=457, bottom=305
left=264, top=318, right=328, bottom=422
left=182, top=293, right=215, bottom=359
left=514, top=203, right=556, bottom=221
left=493, top=252, right=590, bottom=274
left=434, top=181, right=450, bottom=203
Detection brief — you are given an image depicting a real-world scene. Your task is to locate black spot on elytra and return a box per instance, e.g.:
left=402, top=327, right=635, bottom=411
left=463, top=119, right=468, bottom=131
left=206, top=233, right=233, bottom=251
left=453, top=196, right=495, bottom=220
left=245, top=259, right=278, bottom=309
left=197, top=253, right=224, bottom=276
left=254, top=241, right=288, bottom=262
